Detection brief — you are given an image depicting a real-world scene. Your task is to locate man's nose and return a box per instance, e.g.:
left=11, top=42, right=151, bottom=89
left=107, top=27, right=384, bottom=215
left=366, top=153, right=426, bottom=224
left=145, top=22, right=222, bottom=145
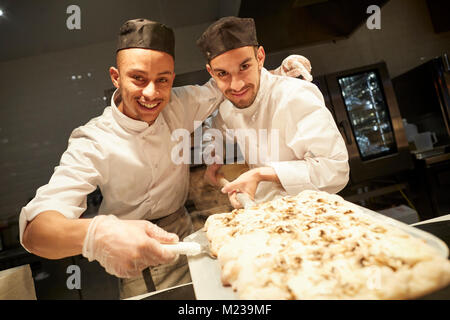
left=142, top=81, right=158, bottom=98
left=230, top=76, right=245, bottom=92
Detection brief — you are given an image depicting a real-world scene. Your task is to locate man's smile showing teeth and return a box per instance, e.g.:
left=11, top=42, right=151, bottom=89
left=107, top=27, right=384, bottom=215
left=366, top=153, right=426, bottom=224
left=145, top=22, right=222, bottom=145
left=138, top=101, right=159, bottom=109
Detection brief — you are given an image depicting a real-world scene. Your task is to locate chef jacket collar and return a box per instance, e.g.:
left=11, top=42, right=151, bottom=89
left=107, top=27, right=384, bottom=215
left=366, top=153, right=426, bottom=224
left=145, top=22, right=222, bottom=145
left=110, top=89, right=164, bottom=135
left=229, top=67, right=269, bottom=116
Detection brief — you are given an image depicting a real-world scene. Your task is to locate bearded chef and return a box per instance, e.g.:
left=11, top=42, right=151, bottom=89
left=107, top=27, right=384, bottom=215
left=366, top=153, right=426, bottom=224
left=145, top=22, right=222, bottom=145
left=199, top=17, right=350, bottom=209
left=18, top=18, right=308, bottom=299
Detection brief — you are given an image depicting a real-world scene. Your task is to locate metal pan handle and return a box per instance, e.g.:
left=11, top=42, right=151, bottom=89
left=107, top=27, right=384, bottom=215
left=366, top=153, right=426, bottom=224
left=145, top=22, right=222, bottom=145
left=161, top=242, right=202, bottom=256
left=236, top=192, right=256, bottom=209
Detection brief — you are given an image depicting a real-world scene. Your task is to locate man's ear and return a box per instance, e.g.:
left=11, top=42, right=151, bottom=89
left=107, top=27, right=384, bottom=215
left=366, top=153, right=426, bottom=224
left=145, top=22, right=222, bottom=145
left=256, top=46, right=266, bottom=70
left=206, top=64, right=214, bottom=78
left=109, top=66, right=120, bottom=89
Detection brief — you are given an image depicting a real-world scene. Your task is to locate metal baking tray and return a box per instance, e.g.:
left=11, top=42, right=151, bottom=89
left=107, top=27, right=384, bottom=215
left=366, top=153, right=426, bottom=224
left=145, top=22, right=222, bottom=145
left=185, top=229, right=237, bottom=300
left=185, top=203, right=449, bottom=300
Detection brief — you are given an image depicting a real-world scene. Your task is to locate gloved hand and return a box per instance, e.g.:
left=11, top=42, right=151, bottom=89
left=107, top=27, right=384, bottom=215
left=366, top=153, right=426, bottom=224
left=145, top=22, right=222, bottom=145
left=272, top=55, right=313, bottom=82
left=82, top=215, right=179, bottom=278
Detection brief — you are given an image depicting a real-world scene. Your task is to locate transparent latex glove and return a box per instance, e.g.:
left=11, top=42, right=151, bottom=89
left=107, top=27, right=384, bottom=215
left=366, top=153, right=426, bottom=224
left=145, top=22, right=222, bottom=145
left=272, top=54, right=313, bottom=81
left=82, top=215, right=179, bottom=278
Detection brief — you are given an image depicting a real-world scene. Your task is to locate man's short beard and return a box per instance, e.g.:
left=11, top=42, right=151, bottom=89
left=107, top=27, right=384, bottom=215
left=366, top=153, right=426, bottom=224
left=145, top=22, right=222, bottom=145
left=229, top=88, right=257, bottom=108
left=229, top=69, right=261, bottom=109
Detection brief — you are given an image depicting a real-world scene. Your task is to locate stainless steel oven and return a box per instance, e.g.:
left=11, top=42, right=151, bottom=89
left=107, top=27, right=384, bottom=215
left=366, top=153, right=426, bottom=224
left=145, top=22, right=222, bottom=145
left=313, top=62, right=413, bottom=184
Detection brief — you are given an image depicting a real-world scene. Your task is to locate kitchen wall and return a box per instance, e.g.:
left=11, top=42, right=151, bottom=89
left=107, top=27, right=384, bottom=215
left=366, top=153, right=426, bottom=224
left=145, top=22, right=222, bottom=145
left=0, top=0, right=449, bottom=228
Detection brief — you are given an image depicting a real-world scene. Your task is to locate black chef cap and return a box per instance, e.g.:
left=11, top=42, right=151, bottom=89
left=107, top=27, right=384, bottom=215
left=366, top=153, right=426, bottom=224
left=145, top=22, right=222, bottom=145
left=196, top=16, right=258, bottom=61
left=117, top=19, right=175, bottom=59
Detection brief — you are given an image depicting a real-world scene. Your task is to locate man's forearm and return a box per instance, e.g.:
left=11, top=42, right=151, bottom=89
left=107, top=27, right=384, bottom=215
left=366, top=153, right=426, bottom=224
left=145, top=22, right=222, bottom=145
left=22, top=211, right=91, bottom=259
left=253, top=167, right=281, bottom=184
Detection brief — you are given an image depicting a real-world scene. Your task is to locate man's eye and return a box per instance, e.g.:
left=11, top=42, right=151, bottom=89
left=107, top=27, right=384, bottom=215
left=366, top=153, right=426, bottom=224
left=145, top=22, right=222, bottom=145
left=240, top=64, right=250, bottom=71
left=133, top=75, right=144, bottom=81
left=157, top=78, right=168, bottom=83
left=217, top=71, right=228, bottom=78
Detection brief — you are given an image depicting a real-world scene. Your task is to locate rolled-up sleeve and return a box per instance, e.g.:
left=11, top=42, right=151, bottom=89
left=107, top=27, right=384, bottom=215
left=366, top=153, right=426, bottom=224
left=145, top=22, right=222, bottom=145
left=19, top=130, right=105, bottom=250
left=268, top=83, right=349, bottom=195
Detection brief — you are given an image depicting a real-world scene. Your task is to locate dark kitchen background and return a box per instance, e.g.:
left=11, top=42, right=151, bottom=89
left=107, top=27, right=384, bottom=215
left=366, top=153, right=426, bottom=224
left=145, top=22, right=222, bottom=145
left=0, top=0, right=449, bottom=299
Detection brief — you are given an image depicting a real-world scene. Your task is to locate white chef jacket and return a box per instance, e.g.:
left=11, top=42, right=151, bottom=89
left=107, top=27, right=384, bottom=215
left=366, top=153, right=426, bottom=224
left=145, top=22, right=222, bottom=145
left=19, top=80, right=223, bottom=248
left=212, top=68, right=349, bottom=203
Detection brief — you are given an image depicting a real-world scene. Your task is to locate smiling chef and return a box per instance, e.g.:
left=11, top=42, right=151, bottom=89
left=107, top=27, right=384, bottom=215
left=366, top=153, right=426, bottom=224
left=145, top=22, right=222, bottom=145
left=18, top=18, right=308, bottom=299
left=199, top=17, right=350, bottom=208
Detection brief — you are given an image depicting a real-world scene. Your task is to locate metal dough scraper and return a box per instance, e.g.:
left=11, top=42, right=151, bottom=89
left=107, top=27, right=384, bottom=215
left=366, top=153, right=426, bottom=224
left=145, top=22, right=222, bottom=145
left=161, top=230, right=214, bottom=257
